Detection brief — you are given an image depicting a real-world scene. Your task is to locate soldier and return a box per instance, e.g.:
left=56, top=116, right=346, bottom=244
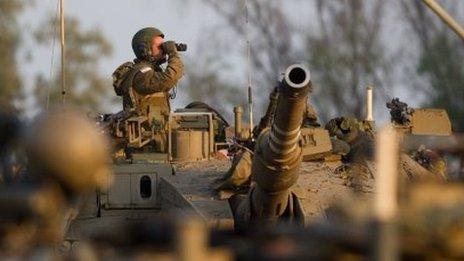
left=325, top=117, right=374, bottom=163
left=112, top=27, right=184, bottom=120
left=112, top=27, right=184, bottom=153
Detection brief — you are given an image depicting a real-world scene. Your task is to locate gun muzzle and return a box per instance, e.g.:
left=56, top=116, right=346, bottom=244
left=231, top=64, right=311, bottom=228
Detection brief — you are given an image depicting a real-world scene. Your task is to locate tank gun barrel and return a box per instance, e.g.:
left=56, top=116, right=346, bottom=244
left=268, top=65, right=310, bottom=159
left=250, top=64, right=310, bottom=220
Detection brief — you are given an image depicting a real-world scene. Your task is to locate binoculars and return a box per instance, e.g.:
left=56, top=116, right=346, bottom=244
left=175, top=43, right=187, bottom=52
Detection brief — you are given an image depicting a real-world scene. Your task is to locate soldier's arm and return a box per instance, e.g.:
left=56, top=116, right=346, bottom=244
left=133, top=52, right=184, bottom=94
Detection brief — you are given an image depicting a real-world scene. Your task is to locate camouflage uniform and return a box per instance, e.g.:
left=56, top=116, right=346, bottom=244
left=113, top=27, right=184, bottom=121
left=112, top=28, right=184, bottom=153
left=325, top=117, right=374, bottom=162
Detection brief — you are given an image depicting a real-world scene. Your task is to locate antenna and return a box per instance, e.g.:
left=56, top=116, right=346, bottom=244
left=365, top=86, right=374, bottom=122
left=244, top=0, right=253, bottom=136
left=46, top=0, right=60, bottom=110
left=60, top=0, right=66, bottom=105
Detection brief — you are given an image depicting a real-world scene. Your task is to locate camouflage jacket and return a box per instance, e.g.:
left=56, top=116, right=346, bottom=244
left=113, top=52, right=184, bottom=115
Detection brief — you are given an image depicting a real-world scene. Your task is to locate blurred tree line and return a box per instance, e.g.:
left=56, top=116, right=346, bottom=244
left=1, top=0, right=463, bottom=131
left=33, top=16, right=114, bottom=112
left=401, top=0, right=464, bottom=131
left=194, top=0, right=464, bottom=130
left=0, top=0, right=114, bottom=115
left=194, top=0, right=394, bottom=121
left=0, top=0, right=26, bottom=111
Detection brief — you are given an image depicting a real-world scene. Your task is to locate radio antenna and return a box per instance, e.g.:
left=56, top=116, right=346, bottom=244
left=46, top=0, right=60, bottom=110
left=244, top=0, right=253, bottom=136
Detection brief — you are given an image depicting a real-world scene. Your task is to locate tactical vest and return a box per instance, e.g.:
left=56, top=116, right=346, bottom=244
left=113, top=61, right=171, bottom=121
left=113, top=61, right=171, bottom=152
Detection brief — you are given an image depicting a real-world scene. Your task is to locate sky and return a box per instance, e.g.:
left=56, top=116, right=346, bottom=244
left=20, top=0, right=224, bottom=115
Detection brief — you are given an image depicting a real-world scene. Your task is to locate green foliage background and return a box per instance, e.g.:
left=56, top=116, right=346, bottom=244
left=0, top=0, right=26, bottom=110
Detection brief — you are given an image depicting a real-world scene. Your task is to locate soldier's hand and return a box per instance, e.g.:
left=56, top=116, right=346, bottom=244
left=162, top=41, right=177, bottom=55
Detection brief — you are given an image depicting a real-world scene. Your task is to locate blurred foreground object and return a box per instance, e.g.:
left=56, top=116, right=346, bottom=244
left=26, top=109, right=111, bottom=193
left=0, top=107, right=22, bottom=183
left=0, top=109, right=111, bottom=257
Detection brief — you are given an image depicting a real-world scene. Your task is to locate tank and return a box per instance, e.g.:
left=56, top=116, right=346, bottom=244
left=46, top=64, right=455, bottom=243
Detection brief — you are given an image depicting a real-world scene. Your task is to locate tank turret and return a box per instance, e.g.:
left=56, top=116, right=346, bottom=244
left=230, top=64, right=311, bottom=229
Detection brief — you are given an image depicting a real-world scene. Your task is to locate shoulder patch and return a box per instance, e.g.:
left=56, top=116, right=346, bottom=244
left=140, top=66, right=152, bottom=73
left=112, top=61, right=135, bottom=96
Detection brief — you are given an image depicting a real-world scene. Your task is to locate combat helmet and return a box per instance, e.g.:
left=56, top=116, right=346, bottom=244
left=131, top=27, right=165, bottom=60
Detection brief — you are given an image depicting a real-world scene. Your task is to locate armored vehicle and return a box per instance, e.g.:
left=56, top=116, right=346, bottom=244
left=60, top=61, right=454, bottom=250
